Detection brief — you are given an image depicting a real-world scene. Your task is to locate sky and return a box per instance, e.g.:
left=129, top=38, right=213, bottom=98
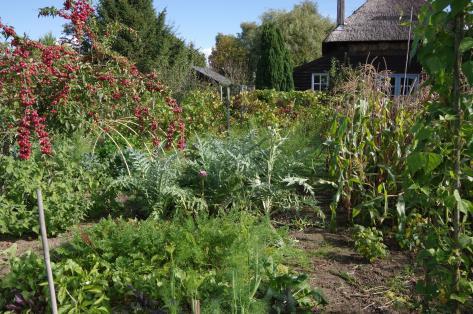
left=0, top=0, right=365, bottom=57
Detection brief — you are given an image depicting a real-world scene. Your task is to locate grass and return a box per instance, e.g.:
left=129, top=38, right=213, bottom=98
left=329, top=270, right=358, bottom=286
left=385, top=266, right=418, bottom=311
left=308, top=241, right=344, bottom=259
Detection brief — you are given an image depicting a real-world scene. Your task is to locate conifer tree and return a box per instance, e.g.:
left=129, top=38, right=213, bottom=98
left=255, top=23, right=294, bottom=91
left=97, top=0, right=167, bottom=72
left=96, top=0, right=204, bottom=75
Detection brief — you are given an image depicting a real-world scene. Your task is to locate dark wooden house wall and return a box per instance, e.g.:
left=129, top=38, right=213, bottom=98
left=293, top=41, right=422, bottom=91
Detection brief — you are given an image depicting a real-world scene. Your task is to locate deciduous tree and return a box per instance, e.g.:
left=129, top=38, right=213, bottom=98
left=209, top=34, right=249, bottom=84
left=261, top=0, right=333, bottom=66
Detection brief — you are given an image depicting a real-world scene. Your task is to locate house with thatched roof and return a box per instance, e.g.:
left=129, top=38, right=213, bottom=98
left=293, top=0, right=426, bottom=95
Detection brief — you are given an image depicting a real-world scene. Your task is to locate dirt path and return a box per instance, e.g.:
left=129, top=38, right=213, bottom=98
left=291, top=228, right=417, bottom=314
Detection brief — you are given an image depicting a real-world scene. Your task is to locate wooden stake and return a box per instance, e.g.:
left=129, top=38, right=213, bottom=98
left=36, top=188, right=58, bottom=314
left=452, top=11, right=465, bottom=314
left=191, top=299, right=201, bottom=314
left=225, top=86, right=231, bottom=131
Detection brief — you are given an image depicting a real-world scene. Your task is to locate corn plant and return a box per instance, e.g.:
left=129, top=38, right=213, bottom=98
left=324, top=65, right=422, bottom=226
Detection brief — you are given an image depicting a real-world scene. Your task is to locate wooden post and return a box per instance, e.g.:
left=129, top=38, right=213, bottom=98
left=402, top=7, right=414, bottom=98
left=452, top=10, right=465, bottom=314
left=36, top=188, right=58, bottom=314
left=225, top=86, right=231, bottom=131
left=191, top=299, right=201, bottom=314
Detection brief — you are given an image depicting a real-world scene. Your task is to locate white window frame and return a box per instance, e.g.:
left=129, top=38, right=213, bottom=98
left=311, top=73, right=329, bottom=91
left=390, top=74, right=419, bottom=96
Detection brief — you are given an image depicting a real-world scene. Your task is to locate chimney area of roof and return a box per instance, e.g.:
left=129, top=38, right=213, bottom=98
left=337, top=0, right=345, bottom=27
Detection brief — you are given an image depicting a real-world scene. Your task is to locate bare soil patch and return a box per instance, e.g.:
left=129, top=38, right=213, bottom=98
left=0, top=224, right=97, bottom=277
left=291, top=228, right=418, bottom=314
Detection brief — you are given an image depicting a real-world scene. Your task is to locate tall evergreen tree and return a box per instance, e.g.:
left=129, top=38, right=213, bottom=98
left=96, top=0, right=167, bottom=72
left=255, top=23, right=294, bottom=91
left=95, top=0, right=204, bottom=97
left=96, top=0, right=204, bottom=74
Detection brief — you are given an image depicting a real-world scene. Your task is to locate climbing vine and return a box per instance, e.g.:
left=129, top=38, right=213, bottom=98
left=408, top=0, right=472, bottom=310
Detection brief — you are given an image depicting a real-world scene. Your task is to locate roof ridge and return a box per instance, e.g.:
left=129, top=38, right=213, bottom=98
left=324, top=0, right=426, bottom=43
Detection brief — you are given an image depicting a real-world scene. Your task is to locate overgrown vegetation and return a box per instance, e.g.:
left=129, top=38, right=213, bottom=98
left=0, top=0, right=472, bottom=312
left=0, top=213, right=325, bottom=312
left=0, top=136, right=109, bottom=236
left=322, top=1, right=473, bottom=311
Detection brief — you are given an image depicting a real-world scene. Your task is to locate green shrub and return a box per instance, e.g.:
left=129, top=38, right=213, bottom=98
left=396, top=213, right=429, bottom=251
left=232, top=90, right=332, bottom=132
left=180, top=88, right=333, bottom=136
left=111, top=128, right=324, bottom=220
left=353, top=225, right=388, bottom=262
left=181, top=89, right=227, bottom=135
left=0, top=213, right=325, bottom=313
left=0, top=136, right=110, bottom=236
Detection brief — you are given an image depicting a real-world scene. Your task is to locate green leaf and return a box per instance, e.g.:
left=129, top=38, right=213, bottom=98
left=450, top=293, right=469, bottom=304
left=460, top=37, right=473, bottom=53
left=352, top=208, right=361, bottom=219
left=454, top=190, right=473, bottom=214
left=432, top=0, right=450, bottom=11
left=459, top=235, right=473, bottom=249
left=462, top=61, right=473, bottom=86
left=407, top=152, right=443, bottom=175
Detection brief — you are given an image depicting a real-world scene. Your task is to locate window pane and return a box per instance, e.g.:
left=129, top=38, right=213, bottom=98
left=390, top=77, right=396, bottom=95
left=400, top=76, right=418, bottom=95
left=321, top=75, right=328, bottom=84
left=313, top=75, right=320, bottom=84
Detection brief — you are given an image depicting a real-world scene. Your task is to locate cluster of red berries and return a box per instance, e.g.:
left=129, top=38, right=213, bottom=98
left=177, top=120, right=186, bottom=150
left=51, top=84, right=71, bottom=106
left=18, top=110, right=52, bottom=159
left=20, top=88, right=36, bottom=107
left=13, top=46, right=30, bottom=58
left=166, top=122, right=176, bottom=148
left=134, top=106, right=149, bottom=120
left=0, top=0, right=187, bottom=161
left=166, top=96, right=183, bottom=114
left=130, top=66, right=140, bottom=77
left=58, top=0, right=94, bottom=38
left=0, top=19, right=16, bottom=37
left=98, top=73, right=116, bottom=83
left=41, top=46, right=62, bottom=67
left=146, top=80, right=164, bottom=92
left=112, top=91, right=122, bottom=100
left=163, top=119, right=185, bottom=150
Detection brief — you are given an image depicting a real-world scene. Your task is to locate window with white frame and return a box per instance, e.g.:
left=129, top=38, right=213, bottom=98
left=312, top=73, right=329, bottom=91
left=389, top=74, right=419, bottom=96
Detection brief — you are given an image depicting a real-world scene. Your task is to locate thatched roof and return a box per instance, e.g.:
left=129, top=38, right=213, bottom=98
left=192, top=66, right=232, bottom=86
left=325, top=0, right=427, bottom=43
